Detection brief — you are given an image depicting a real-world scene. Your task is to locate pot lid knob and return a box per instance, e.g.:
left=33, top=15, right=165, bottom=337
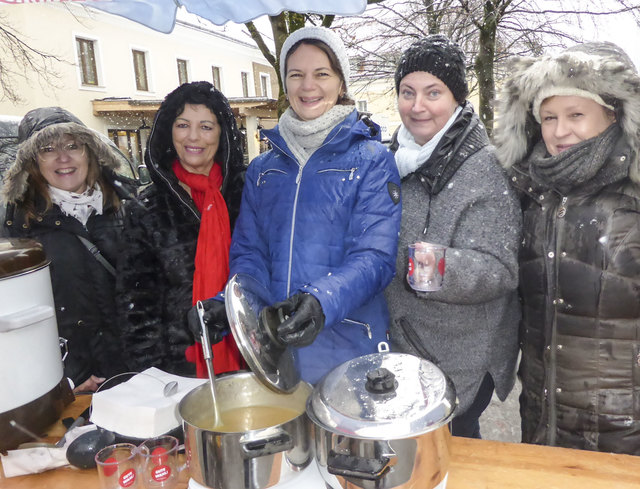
left=365, top=368, right=397, bottom=394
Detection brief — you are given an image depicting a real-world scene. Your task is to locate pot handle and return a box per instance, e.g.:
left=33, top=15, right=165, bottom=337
left=240, top=429, right=293, bottom=459
left=0, top=305, right=55, bottom=333
left=327, top=449, right=396, bottom=481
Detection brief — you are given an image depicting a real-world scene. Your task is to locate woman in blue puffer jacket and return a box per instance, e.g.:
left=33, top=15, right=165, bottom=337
left=197, top=26, right=401, bottom=384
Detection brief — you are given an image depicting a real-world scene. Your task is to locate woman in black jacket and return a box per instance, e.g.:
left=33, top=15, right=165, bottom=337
left=1, top=107, right=134, bottom=392
left=494, top=42, right=640, bottom=454
left=116, top=81, right=245, bottom=377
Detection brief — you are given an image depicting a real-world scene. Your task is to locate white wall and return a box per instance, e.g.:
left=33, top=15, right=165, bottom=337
left=0, top=3, right=270, bottom=132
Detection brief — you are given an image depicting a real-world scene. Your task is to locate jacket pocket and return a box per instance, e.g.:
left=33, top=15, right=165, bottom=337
left=340, top=317, right=372, bottom=340
left=317, top=167, right=358, bottom=181
left=394, top=316, right=440, bottom=366
left=256, top=168, right=287, bottom=187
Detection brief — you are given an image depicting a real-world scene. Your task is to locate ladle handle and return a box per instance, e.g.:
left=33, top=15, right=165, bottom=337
left=197, top=300, right=221, bottom=427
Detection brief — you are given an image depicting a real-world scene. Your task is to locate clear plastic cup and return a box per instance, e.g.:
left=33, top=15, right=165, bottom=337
left=95, top=443, right=140, bottom=489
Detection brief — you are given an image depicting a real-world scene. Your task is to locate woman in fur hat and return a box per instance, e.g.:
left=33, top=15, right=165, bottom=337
left=385, top=35, right=522, bottom=438
left=494, top=42, right=640, bottom=454
left=1, top=107, right=134, bottom=392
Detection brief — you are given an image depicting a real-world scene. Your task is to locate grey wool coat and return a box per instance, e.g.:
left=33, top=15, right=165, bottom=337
left=385, top=103, right=522, bottom=414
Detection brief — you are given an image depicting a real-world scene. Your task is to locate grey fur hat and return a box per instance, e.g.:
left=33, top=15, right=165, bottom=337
left=494, top=42, right=640, bottom=180
left=2, top=108, right=121, bottom=204
left=279, top=26, right=351, bottom=96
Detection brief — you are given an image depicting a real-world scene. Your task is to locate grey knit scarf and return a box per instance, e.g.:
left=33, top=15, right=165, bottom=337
left=278, top=105, right=355, bottom=166
left=528, top=123, right=623, bottom=194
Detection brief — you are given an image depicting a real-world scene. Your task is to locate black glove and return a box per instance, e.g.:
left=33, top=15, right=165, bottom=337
left=187, top=298, right=228, bottom=345
left=265, top=293, right=325, bottom=347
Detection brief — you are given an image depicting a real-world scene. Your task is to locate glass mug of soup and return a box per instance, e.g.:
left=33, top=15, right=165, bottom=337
left=407, top=242, right=446, bottom=292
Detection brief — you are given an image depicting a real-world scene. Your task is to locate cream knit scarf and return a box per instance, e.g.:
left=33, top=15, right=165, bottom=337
left=278, top=105, right=355, bottom=167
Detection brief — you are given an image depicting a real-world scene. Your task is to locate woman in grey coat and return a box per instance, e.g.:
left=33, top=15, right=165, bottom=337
left=385, top=35, right=522, bottom=438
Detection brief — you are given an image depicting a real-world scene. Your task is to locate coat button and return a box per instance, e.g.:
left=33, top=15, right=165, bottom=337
left=6, top=220, right=12, bottom=226
left=561, top=252, right=567, bottom=257
left=556, top=388, right=562, bottom=393
left=548, top=252, right=555, bottom=258
left=539, top=195, right=545, bottom=201
left=55, top=220, right=61, bottom=226
left=557, top=344, right=563, bottom=350
left=22, top=223, right=28, bottom=229
left=77, top=320, right=84, bottom=326
left=620, top=155, right=627, bottom=162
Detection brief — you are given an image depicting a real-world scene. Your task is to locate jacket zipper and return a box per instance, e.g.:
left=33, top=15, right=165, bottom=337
left=267, top=127, right=345, bottom=297
left=342, top=318, right=372, bottom=339
left=317, top=167, right=357, bottom=180
left=546, top=193, right=567, bottom=445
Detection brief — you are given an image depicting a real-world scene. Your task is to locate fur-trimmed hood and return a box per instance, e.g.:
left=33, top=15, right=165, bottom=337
left=494, top=42, right=640, bottom=181
left=2, top=108, right=123, bottom=204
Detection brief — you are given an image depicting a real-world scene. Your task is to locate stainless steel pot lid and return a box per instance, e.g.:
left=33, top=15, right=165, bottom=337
left=307, top=352, right=457, bottom=439
left=225, top=273, right=300, bottom=394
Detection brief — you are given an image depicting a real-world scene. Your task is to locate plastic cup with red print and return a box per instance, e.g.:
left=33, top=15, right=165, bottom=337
left=137, top=435, right=183, bottom=488
left=95, top=443, right=141, bottom=489
left=407, top=242, right=446, bottom=292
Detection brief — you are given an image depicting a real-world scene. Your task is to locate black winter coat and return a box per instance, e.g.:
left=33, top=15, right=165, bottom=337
left=116, top=85, right=245, bottom=376
left=1, top=107, right=135, bottom=386
left=3, top=201, right=126, bottom=384
left=511, top=136, right=640, bottom=454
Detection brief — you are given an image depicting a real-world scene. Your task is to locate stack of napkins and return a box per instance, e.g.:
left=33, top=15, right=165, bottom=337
left=90, top=367, right=206, bottom=439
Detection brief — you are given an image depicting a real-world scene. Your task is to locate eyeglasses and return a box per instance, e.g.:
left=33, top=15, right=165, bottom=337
left=37, top=141, right=85, bottom=162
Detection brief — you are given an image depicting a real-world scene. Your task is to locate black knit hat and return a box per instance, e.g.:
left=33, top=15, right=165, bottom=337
left=395, top=35, right=468, bottom=103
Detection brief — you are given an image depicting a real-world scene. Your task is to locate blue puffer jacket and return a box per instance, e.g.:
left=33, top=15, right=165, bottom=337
left=229, top=110, right=402, bottom=384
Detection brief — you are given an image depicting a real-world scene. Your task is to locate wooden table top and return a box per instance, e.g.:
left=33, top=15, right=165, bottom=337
left=2, top=395, right=640, bottom=488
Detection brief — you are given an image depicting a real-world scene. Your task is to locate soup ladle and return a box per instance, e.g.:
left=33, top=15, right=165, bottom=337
left=197, top=300, right=221, bottom=428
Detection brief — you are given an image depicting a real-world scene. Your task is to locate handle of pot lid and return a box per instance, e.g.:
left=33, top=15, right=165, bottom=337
left=0, top=305, right=55, bottom=333
left=327, top=449, right=397, bottom=481
left=240, top=429, right=293, bottom=459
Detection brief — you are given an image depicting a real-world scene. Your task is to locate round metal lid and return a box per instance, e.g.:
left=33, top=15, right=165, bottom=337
left=307, top=352, right=457, bottom=439
left=0, top=238, right=49, bottom=280
left=225, top=273, right=300, bottom=394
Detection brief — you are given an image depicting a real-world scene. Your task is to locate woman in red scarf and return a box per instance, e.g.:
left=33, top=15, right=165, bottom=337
left=116, top=82, right=245, bottom=377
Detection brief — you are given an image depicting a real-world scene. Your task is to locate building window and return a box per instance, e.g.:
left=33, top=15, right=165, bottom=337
left=132, top=49, right=149, bottom=91
left=177, top=59, right=189, bottom=85
left=212, top=66, right=221, bottom=90
left=260, top=73, right=271, bottom=98
left=241, top=72, right=249, bottom=97
left=76, top=37, right=98, bottom=86
left=357, top=100, right=369, bottom=113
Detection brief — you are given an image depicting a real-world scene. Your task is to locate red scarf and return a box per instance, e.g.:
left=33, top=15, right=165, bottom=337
left=173, top=159, right=245, bottom=377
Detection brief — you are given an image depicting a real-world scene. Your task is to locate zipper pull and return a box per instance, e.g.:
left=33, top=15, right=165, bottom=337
left=557, top=196, right=567, bottom=218
left=349, top=168, right=356, bottom=181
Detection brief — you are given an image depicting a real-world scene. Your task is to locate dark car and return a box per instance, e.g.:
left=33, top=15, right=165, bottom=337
left=0, top=115, right=149, bottom=187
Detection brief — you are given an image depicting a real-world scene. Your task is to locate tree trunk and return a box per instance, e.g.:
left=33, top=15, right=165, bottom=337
left=474, top=1, right=497, bottom=137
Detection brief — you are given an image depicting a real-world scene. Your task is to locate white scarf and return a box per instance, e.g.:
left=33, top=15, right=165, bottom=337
left=395, top=105, right=463, bottom=178
left=48, top=183, right=104, bottom=226
left=278, top=105, right=355, bottom=167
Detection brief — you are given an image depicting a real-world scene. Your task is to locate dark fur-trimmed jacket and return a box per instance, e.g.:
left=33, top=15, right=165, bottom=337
left=115, top=101, right=244, bottom=376
left=495, top=42, right=640, bottom=454
left=1, top=113, right=133, bottom=386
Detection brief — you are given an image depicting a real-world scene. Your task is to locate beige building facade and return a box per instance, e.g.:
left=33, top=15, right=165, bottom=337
left=0, top=3, right=278, bottom=167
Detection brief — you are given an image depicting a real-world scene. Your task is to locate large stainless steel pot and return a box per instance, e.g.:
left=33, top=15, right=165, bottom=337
left=307, top=352, right=457, bottom=489
left=0, top=238, right=73, bottom=451
left=178, top=371, right=313, bottom=489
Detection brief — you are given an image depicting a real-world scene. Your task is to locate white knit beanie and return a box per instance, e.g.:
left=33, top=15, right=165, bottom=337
left=532, top=85, right=615, bottom=123
left=279, top=26, right=351, bottom=96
